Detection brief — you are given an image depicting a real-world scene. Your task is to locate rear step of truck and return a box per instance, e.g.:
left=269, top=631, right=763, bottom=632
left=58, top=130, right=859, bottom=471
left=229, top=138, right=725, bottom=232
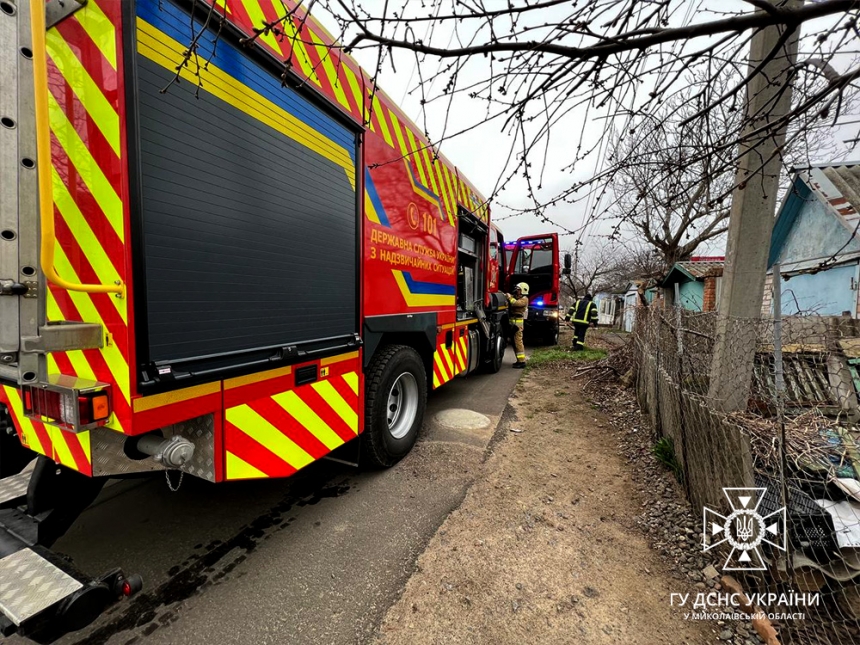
left=0, top=460, right=142, bottom=643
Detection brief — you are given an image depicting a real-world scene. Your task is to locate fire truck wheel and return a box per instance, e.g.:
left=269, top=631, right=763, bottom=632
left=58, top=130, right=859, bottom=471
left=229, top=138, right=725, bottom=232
left=362, top=345, right=427, bottom=468
left=482, top=334, right=505, bottom=373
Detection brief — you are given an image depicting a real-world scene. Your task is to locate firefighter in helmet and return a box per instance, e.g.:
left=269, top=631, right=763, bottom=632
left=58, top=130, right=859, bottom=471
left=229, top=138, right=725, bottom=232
left=507, top=282, right=529, bottom=369
left=565, top=292, right=598, bottom=350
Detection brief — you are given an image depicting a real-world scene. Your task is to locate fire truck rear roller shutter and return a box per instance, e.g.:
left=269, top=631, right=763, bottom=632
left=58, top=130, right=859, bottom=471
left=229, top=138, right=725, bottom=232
left=133, top=35, right=358, bottom=370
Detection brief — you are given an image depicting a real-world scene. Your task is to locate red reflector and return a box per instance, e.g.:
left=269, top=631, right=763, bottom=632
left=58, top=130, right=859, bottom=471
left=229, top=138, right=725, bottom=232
left=122, top=581, right=132, bottom=596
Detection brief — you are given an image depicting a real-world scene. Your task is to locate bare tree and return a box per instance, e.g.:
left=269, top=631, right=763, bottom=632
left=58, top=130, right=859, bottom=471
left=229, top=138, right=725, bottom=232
left=563, top=240, right=664, bottom=302
left=604, top=69, right=851, bottom=267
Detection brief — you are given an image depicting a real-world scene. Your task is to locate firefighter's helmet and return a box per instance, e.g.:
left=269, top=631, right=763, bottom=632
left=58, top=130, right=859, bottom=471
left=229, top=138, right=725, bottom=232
left=515, top=282, right=530, bottom=295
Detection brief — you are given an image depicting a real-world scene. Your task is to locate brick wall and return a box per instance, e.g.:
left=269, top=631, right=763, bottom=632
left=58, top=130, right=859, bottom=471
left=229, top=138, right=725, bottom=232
left=703, top=277, right=717, bottom=312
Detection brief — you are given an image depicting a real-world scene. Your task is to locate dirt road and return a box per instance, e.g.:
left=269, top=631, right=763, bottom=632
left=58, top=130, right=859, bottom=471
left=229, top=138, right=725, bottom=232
left=375, top=355, right=719, bottom=644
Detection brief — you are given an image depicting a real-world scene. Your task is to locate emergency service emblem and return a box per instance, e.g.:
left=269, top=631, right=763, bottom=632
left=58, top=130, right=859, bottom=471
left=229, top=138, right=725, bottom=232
left=702, top=488, right=786, bottom=571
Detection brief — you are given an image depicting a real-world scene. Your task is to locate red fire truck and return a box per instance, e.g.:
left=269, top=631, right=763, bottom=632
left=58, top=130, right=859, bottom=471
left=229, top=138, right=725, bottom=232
left=505, top=236, right=568, bottom=345
left=0, top=0, right=560, bottom=639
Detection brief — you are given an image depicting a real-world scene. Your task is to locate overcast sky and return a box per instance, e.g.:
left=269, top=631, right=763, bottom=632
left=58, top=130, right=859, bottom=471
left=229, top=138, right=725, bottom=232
left=311, top=1, right=860, bottom=255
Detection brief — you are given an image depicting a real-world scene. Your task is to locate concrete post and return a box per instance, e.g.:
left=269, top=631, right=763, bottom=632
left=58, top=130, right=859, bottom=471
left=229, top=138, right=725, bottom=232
left=708, top=2, right=800, bottom=411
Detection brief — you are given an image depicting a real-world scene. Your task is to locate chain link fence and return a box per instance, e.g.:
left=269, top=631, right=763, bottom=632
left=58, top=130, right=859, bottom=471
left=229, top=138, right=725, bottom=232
left=632, top=304, right=860, bottom=643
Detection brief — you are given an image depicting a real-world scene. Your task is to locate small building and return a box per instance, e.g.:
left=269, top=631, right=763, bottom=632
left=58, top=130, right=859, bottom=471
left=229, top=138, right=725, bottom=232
left=765, top=162, right=860, bottom=317
left=623, top=279, right=659, bottom=332
left=593, top=291, right=625, bottom=327
left=660, top=259, right=724, bottom=312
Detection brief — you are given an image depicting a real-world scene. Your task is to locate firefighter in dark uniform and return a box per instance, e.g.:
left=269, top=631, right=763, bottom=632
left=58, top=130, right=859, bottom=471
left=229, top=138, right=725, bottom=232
left=507, top=282, right=529, bottom=368
left=565, top=293, right=598, bottom=350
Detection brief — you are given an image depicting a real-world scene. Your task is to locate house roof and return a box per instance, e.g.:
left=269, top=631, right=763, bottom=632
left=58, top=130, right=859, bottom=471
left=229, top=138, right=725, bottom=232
left=661, top=260, right=725, bottom=286
left=769, top=161, right=860, bottom=267
left=799, top=161, right=860, bottom=220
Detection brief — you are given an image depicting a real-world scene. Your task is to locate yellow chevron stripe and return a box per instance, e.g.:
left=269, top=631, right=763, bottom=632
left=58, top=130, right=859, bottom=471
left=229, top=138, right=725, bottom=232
left=343, top=65, right=366, bottom=124
left=441, top=344, right=455, bottom=376
left=342, top=372, right=358, bottom=395
left=387, top=109, right=410, bottom=158
left=46, top=29, right=120, bottom=155
left=403, top=128, right=430, bottom=187
left=74, top=0, right=117, bottom=70
left=432, top=369, right=440, bottom=388
left=52, top=167, right=126, bottom=323
left=453, top=338, right=462, bottom=372
left=440, top=164, right=460, bottom=224
left=47, top=92, right=123, bottom=240
left=419, top=145, right=442, bottom=201
left=226, top=450, right=267, bottom=479
left=227, top=404, right=314, bottom=470
left=138, top=19, right=353, bottom=179
left=308, top=31, right=351, bottom=112
left=272, top=390, right=344, bottom=451
left=236, top=0, right=286, bottom=60
left=311, top=380, right=358, bottom=434
left=3, top=387, right=48, bottom=456
left=272, top=7, right=322, bottom=86
left=431, top=156, right=457, bottom=227
left=77, top=430, right=91, bottom=461
left=370, top=94, right=394, bottom=148
left=49, top=247, right=130, bottom=409
left=50, top=427, right=77, bottom=470
left=433, top=351, right=449, bottom=382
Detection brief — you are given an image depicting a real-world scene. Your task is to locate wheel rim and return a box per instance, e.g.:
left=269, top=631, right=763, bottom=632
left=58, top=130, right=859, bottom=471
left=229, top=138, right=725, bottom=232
left=387, top=372, right=419, bottom=439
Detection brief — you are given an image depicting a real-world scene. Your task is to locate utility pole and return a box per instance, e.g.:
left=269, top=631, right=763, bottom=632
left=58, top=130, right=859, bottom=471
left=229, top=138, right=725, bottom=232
left=708, top=0, right=800, bottom=411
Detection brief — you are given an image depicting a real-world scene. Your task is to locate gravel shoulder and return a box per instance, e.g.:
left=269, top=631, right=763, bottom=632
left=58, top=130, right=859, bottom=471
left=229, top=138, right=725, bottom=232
left=374, top=335, right=718, bottom=644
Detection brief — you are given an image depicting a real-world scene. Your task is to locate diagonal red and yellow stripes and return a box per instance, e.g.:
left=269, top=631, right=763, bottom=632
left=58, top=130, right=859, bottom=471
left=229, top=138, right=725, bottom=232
left=225, top=365, right=360, bottom=480
left=431, top=331, right=469, bottom=389
left=43, top=0, right=131, bottom=433
left=0, top=387, right=92, bottom=476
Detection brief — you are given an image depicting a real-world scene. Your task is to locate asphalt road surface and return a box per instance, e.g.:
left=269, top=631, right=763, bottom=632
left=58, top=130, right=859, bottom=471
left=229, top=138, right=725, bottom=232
left=28, top=347, right=526, bottom=645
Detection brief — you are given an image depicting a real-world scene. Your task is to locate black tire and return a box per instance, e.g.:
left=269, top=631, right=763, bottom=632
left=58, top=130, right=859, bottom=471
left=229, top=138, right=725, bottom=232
left=361, top=345, right=427, bottom=468
left=546, top=323, right=559, bottom=346
left=482, top=333, right=505, bottom=373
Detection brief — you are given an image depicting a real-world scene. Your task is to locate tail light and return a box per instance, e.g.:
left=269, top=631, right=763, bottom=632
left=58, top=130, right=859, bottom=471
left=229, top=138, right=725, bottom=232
left=23, top=376, right=111, bottom=432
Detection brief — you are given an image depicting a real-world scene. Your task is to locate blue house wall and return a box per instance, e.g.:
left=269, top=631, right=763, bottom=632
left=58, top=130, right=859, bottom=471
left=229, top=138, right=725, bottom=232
left=779, top=264, right=857, bottom=315
left=777, top=196, right=860, bottom=265
left=769, top=174, right=860, bottom=317
left=678, top=280, right=704, bottom=311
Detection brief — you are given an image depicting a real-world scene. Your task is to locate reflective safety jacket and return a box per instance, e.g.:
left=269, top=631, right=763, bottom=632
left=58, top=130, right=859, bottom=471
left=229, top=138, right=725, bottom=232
left=508, top=295, right=529, bottom=321
left=566, top=298, right=597, bottom=325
